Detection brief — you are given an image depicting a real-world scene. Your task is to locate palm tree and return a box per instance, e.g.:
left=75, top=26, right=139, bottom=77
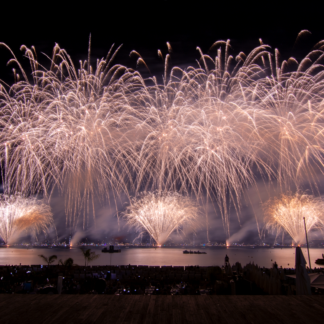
left=38, top=254, right=58, bottom=266
left=80, top=247, right=100, bottom=266
left=58, top=257, right=75, bottom=267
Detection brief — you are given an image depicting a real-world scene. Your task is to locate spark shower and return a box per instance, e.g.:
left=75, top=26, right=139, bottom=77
left=1, top=31, right=324, bottom=244
left=0, top=195, right=54, bottom=244
left=265, top=193, right=324, bottom=245
left=124, top=191, right=200, bottom=246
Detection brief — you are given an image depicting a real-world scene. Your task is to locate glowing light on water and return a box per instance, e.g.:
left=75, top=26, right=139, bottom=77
left=0, top=195, right=54, bottom=244
left=124, top=192, right=200, bottom=245
left=265, top=193, right=324, bottom=245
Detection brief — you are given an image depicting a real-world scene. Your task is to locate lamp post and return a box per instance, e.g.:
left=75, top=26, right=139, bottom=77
left=303, top=217, right=311, bottom=270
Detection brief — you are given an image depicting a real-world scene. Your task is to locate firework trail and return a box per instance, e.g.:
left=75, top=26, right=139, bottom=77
left=0, top=194, right=54, bottom=244
left=265, top=193, right=324, bottom=245
left=131, top=36, right=324, bottom=237
left=123, top=191, right=200, bottom=245
left=1, top=32, right=324, bottom=238
left=0, top=40, right=143, bottom=230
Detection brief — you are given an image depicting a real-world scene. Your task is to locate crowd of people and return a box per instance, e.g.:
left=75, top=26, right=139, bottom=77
left=1, top=256, right=323, bottom=295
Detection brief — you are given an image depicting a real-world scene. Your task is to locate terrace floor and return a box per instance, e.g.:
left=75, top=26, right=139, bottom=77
left=0, top=295, right=323, bottom=324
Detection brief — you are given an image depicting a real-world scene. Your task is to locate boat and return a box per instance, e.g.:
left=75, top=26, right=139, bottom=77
left=102, top=245, right=121, bottom=253
left=183, top=250, right=207, bottom=254
left=315, top=254, right=324, bottom=266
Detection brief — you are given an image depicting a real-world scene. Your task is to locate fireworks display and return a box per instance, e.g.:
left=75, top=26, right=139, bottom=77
left=0, top=195, right=54, bottom=244
left=123, top=192, right=200, bottom=245
left=265, top=193, right=324, bottom=244
left=1, top=32, right=324, bottom=241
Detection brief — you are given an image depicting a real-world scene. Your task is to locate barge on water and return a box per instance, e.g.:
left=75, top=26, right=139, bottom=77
left=315, top=254, right=324, bottom=266
left=183, top=250, right=207, bottom=254
left=102, top=245, right=121, bottom=253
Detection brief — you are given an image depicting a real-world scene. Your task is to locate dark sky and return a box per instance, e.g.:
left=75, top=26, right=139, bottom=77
left=1, top=1, right=324, bottom=80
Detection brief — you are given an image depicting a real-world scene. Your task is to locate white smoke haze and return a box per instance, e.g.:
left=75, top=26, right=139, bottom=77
left=227, top=220, right=258, bottom=245
left=71, top=231, right=86, bottom=246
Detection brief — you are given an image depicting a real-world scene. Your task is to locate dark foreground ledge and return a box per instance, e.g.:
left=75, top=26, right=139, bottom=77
left=1, top=295, right=323, bottom=324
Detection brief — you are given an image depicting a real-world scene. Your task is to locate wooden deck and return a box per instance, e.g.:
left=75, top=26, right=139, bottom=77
left=0, top=295, right=323, bottom=324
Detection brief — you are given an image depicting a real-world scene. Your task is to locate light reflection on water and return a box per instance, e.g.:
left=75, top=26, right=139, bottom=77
left=0, top=247, right=323, bottom=268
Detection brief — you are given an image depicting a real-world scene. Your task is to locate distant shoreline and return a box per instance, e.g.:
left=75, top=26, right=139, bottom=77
left=1, top=245, right=323, bottom=249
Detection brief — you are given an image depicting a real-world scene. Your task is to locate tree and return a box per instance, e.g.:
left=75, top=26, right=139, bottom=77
left=80, top=247, right=100, bottom=266
left=58, top=257, right=75, bottom=267
left=38, top=254, right=57, bottom=266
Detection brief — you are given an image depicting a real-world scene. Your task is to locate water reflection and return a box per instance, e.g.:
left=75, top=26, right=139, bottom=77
left=0, top=247, right=323, bottom=268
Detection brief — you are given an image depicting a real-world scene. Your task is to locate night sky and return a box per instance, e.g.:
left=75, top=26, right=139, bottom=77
left=1, top=1, right=324, bottom=243
left=1, top=1, right=323, bottom=79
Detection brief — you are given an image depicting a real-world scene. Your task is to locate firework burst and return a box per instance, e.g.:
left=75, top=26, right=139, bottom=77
left=0, top=41, right=143, bottom=230
left=0, top=194, right=54, bottom=244
left=265, top=193, right=324, bottom=245
left=123, top=191, right=200, bottom=245
left=1, top=33, right=324, bottom=238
